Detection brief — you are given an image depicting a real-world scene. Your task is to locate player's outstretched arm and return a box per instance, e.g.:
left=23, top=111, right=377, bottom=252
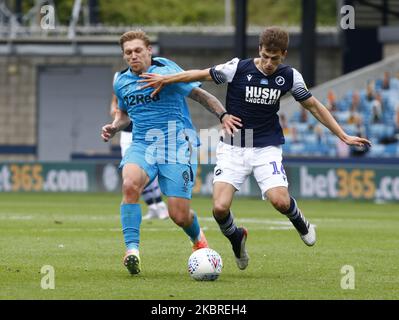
left=139, top=69, right=212, bottom=97
left=300, top=96, right=371, bottom=147
left=101, top=109, right=130, bottom=142
left=188, top=87, right=242, bottom=135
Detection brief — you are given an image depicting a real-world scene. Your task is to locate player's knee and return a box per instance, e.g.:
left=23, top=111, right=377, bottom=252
left=122, top=179, right=142, bottom=201
left=213, top=200, right=230, bottom=216
left=170, top=213, right=190, bottom=228
left=270, top=197, right=290, bottom=213
left=168, top=203, right=191, bottom=227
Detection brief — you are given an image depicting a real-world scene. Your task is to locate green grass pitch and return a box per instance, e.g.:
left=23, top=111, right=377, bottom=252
left=0, top=193, right=398, bottom=300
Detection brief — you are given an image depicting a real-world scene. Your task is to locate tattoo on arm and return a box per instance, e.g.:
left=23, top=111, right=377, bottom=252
left=188, top=87, right=226, bottom=118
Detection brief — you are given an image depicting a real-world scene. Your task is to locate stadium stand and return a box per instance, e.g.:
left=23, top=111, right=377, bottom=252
left=282, top=71, right=399, bottom=158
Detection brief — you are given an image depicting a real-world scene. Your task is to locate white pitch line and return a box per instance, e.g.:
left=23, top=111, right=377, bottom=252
left=0, top=215, right=33, bottom=220
left=8, top=225, right=293, bottom=233
left=0, top=214, right=118, bottom=221
left=0, top=214, right=316, bottom=231
left=0, top=215, right=291, bottom=225
left=0, top=214, right=379, bottom=224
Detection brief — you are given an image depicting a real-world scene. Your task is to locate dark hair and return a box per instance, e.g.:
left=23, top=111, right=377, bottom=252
left=259, top=26, right=289, bottom=52
left=119, top=29, right=151, bottom=50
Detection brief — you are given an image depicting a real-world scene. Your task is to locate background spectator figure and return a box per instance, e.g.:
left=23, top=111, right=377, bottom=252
left=396, top=102, right=399, bottom=134
left=348, top=91, right=362, bottom=125
left=336, top=138, right=350, bottom=158
left=299, top=108, right=308, bottom=123
left=382, top=71, right=390, bottom=90
left=326, top=90, right=338, bottom=113
left=371, top=93, right=383, bottom=123
left=366, top=80, right=376, bottom=102
left=313, top=123, right=325, bottom=144
left=280, top=113, right=298, bottom=142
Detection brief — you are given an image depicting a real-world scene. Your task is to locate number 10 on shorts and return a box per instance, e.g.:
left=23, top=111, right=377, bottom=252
left=269, top=161, right=286, bottom=176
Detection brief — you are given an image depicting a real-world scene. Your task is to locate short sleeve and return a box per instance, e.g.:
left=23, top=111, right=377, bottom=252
left=209, top=57, right=240, bottom=84
left=155, top=65, right=200, bottom=96
left=112, top=72, right=119, bottom=86
left=116, top=95, right=126, bottom=110
left=169, top=62, right=201, bottom=96
left=173, top=81, right=201, bottom=96
left=113, top=73, right=127, bottom=111
left=290, top=68, right=312, bottom=102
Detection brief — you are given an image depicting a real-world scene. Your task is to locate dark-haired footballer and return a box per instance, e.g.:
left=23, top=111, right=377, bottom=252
left=139, top=26, right=371, bottom=271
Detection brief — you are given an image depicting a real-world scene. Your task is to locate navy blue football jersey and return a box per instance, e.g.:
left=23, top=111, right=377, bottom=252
left=210, top=58, right=312, bottom=147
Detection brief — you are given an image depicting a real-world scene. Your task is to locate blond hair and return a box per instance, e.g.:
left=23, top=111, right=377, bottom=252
left=119, top=29, right=151, bottom=50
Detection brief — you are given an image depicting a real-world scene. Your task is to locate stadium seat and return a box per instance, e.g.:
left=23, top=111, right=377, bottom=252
left=341, top=124, right=357, bottom=136
left=375, top=79, right=383, bottom=90
left=288, top=143, right=306, bottom=155
left=337, top=100, right=350, bottom=111
left=365, top=143, right=385, bottom=157
left=391, top=78, right=399, bottom=92
left=369, top=124, right=387, bottom=140
left=384, top=143, right=398, bottom=156
left=287, top=75, right=398, bottom=158
left=293, top=122, right=310, bottom=134
left=325, top=134, right=338, bottom=145
left=303, top=134, right=318, bottom=144
left=334, top=111, right=350, bottom=123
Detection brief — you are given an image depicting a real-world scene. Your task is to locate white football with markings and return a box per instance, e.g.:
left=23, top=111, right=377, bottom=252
left=188, top=248, right=223, bottom=281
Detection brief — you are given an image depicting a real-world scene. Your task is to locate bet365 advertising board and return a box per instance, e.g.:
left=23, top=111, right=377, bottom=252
left=1, top=161, right=398, bottom=202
